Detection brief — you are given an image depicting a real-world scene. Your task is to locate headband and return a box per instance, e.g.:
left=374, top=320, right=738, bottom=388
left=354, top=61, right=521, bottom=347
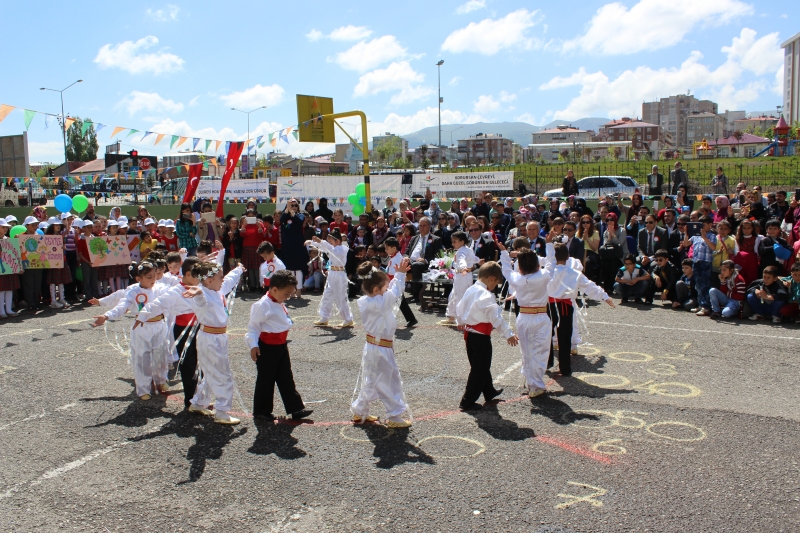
left=357, top=267, right=380, bottom=280
left=129, top=261, right=154, bottom=272
left=197, top=265, right=221, bottom=281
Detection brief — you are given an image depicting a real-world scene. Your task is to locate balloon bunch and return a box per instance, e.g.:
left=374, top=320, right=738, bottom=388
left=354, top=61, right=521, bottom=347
left=53, top=193, right=89, bottom=215
left=347, top=183, right=367, bottom=216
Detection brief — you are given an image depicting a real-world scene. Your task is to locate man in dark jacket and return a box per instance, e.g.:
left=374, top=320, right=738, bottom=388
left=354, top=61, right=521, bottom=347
left=562, top=170, right=579, bottom=197
left=670, top=162, right=689, bottom=195
left=647, top=164, right=664, bottom=195
left=405, top=216, right=444, bottom=302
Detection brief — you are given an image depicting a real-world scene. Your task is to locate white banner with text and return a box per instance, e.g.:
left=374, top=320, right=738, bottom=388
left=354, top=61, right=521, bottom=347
left=276, top=175, right=401, bottom=216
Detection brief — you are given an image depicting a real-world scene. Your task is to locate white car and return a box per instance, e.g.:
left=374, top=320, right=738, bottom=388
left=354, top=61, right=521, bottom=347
left=543, top=176, right=640, bottom=198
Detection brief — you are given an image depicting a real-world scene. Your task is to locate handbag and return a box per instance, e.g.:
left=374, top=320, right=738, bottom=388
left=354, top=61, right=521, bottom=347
left=599, top=241, right=622, bottom=260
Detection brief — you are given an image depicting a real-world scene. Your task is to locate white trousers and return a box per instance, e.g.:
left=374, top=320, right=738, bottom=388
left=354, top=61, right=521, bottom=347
left=318, top=272, right=352, bottom=322
left=571, top=307, right=581, bottom=349
left=130, top=321, right=169, bottom=397
left=191, top=331, right=234, bottom=413
left=445, top=271, right=473, bottom=318
left=351, top=344, right=408, bottom=418
left=516, top=314, right=552, bottom=390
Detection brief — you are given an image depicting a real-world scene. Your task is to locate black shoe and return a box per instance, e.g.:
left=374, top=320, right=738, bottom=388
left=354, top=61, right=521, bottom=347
left=634, top=298, right=644, bottom=304
left=620, top=297, right=628, bottom=303
left=644, top=299, right=653, bottom=305
left=406, top=318, right=418, bottom=328
left=459, top=402, right=483, bottom=411
left=485, top=388, right=503, bottom=402
left=254, top=413, right=276, bottom=421
left=291, top=408, right=313, bottom=420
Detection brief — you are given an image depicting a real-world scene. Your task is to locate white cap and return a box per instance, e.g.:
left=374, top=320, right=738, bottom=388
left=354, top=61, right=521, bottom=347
left=23, top=216, right=39, bottom=226
left=38, top=222, right=49, bottom=230
left=0, top=218, right=10, bottom=227
left=144, top=218, right=155, bottom=226
left=71, top=219, right=85, bottom=229
left=158, top=219, right=166, bottom=226
left=165, top=219, right=175, bottom=228
left=107, top=219, right=119, bottom=227
left=118, top=216, right=129, bottom=225
left=47, top=216, right=60, bottom=225
left=5, top=215, right=18, bottom=223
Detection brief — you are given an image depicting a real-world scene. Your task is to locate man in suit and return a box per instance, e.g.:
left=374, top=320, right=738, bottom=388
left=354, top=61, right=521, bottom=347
left=670, top=162, right=689, bottom=195
left=563, top=221, right=584, bottom=261
left=637, top=213, right=668, bottom=269
left=405, top=216, right=444, bottom=302
left=647, top=164, right=664, bottom=196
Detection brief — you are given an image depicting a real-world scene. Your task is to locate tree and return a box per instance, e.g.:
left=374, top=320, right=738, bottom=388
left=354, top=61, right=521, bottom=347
left=405, top=154, right=413, bottom=168
left=559, top=149, right=570, bottom=162
left=65, top=117, right=99, bottom=162
left=613, top=147, right=623, bottom=161
left=375, top=136, right=402, bottom=168
left=732, top=130, right=744, bottom=158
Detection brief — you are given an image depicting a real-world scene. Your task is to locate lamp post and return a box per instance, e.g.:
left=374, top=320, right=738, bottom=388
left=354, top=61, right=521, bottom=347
left=40, top=80, right=83, bottom=170
left=445, top=125, right=464, bottom=168
left=436, top=60, right=444, bottom=171
left=231, top=106, right=267, bottom=175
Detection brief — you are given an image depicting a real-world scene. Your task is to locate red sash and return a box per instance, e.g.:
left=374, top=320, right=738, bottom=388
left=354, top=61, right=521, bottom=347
left=464, top=322, right=493, bottom=340
left=259, top=331, right=288, bottom=345
left=549, top=297, right=573, bottom=314
left=175, top=313, right=195, bottom=327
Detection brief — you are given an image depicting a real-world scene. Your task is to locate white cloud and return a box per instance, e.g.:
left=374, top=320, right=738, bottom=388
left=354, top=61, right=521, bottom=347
left=353, top=61, right=432, bottom=104
left=456, top=0, right=486, bottom=14
left=94, top=36, right=184, bottom=75
left=540, top=28, right=783, bottom=119
left=332, top=35, right=408, bottom=71
left=499, top=90, right=517, bottom=102
left=329, top=25, right=373, bottom=41
left=219, top=84, right=285, bottom=109
left=306, top=29, right=323, bottom=42
left=28, top=141, right=67, bottom=165
left=117, top=91, right=184, bottom=115
left=145, top=4, right=179, bottom=22
left=515, top=113, right=538, bottom=125
left=188, top=96, right=200, bottom=107
left=449, top=76, right=462, bottom=85
left=562, top=0, right=753, bottom=55
left=473, top=95, right=501, bottom=114
left=441, top=9, right=541, bottom=55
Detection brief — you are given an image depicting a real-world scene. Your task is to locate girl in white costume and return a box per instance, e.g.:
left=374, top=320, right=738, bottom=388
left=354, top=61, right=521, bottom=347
left=180, top=261, right=246, bottom=425
left=308, top=230, right=354, bottom=328
left=91, top=260, right=171, bottom=400
left=351, top=260, right=413, bottom=428
left=498, top=243, right=553, bottom=397
left=441, top=230, right=477, bottom=326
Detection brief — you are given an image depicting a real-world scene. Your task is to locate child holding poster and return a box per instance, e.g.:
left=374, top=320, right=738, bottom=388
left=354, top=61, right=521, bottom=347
left=19, top=216, right=43, bottom=311
left=0, top=217, right=21, bottom=317
left=45, top=218, right=72, bottom=309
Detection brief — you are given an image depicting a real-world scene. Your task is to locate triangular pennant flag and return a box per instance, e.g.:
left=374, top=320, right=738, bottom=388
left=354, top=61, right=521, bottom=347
left=23, top=110, right=36, bottom=130
left=176, top=136, right=188, bottom=148
left=292, top=129, right=299, bottom=141
left=225, top=141, right=231, bottom=154
left=138, top=171, right=143, bottom=179
left=279, top=127, right=290, bottom=144
left=204, top=139, right=211, bottom=152
left=95, top=123, right=106, bottom=135
left=269, top=133, right=277, bottom=147
left=126, top=129, right=140, bottom=138
left=64, top=117, right=76, bottom=131
left=170, top=135, right=179, bottom=148
left=214, top=140, right=222, bottom=152
left=155, top=133, right=166, bottom=145
left=110, top=126, right=126, bottom=138
left=0, top=105, right=15, bottom=123
left=141, top=131, right=153, bottom=142
left=44, top=115, right=53, bottom=129
left=258, top=142, right=265, bottom=149
left=255, top=135, right=263, bottom=146
left=81, top=120, right=92, bottom=137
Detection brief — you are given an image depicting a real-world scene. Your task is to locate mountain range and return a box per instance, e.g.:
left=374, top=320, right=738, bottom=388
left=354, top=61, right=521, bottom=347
left=401, top=118, right=610, bottom=148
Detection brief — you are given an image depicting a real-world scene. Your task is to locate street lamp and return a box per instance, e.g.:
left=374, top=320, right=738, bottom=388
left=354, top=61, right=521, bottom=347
left=40, top=80, right=83, bottom=170
left=444, top=125, right=464, bottom=168
left=436, top=60, right=444, bottom=171
left=231, top=106, right=267, bottom=173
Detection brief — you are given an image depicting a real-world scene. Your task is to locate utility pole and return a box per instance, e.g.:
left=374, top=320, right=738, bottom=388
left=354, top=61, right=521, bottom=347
left=231, top=106, right=267, bottom=177
left=437, top=60, right=444, bottom=172
left=40, top=80, right=83, bottom=172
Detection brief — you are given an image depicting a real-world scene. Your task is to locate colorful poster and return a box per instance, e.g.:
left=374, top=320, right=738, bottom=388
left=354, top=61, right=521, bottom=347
left=126, top=234, right=142, bottom=262
left=88, top=236, right=131, bottom=267
left=18, top=235, right=63, bottom=269
left=0, top=238, right=23, bottom=275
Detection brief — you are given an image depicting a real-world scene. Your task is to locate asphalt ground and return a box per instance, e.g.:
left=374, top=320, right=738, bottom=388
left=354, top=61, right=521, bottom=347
left=1, top=288, right=799, bottom=532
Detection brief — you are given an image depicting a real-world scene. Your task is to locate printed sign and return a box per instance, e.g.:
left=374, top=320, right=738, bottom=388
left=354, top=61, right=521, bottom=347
left=126, top=234, right=141, bottom=262
left=196, top=178, right=271, bottom=200
left=276, top=175, right=401, bottom=216
left=0, top=238, right=23, bottom=275
left=88, top=236, right=132, bottom=267
left=17, top=235, right=63, bottom=269
left=411, top=171, right=514, bottom=194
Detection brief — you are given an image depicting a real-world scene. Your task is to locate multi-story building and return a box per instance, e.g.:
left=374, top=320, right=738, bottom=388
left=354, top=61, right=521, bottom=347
left=721, top=110, right=746, bottom=135
left=607, top=121, right=674, bottom=158
left=599, top=118, right=636, bottom=139
left=731, top=115, right=779, bottom=133
left=372, top=133, right=408, bottom=162
left=686, top=112, right=724, bottom=144
left=457, top=133, right=513, bottom=164
left=642, top=95, right=719, bottom=148
left=530, top=125, right=592, bottom=145
left=783, top=31, right=800, bottom=125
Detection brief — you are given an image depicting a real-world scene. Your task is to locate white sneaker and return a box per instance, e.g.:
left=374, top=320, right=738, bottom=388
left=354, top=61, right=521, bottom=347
left=214, top=411, right=240, bottom=425
left=528, top=388, right=545, bottom=398
left=748, top=314, right=762, bottom=321
left=59, top=299, right=70, bottom=307
left=50, top=301, right=64, bottom=309
left=0, top=313, right=7, bottom=319
left=188, top=404, right=214, bottom=416
left=772, top=316, right=782, bottom=324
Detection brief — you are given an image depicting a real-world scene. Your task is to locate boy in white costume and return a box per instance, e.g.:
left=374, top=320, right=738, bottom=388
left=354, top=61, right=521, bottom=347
left=440, top=230, right=477, bottom=326
left=384, top=237, right=417, bottom=328
left=308, top=230, right=354, bottom=328
left=257, top=241, right=286, bottom=291
left=92, top=260, right=171, bottom=400
left=498, top=242, right=553, bottom=397
left=351, top=259, right=413, bottom=428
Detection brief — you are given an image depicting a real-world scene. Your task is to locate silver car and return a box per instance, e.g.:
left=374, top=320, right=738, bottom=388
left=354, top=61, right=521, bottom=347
left=543, top=176, right=640, bottom=198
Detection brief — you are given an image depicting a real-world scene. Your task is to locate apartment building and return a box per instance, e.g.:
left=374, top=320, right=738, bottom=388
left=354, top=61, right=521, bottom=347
left=642, top=94, right=718, bottom=148
left=457, top=133, right=513, bottom=164
left=372, top=133, right=408, bottom=161
left=783, top=31, right=800, bottom=125
left=686, top=112, right=724, bottom=144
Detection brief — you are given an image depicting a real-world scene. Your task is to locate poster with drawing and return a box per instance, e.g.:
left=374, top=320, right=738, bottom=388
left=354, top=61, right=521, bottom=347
left=88, top=236, right=131, bottom=267
left=126, top=234, right=141, bottom=262
left=18, top=235, right=63, bottom=269
left=0, top=238, right=23, bottom=275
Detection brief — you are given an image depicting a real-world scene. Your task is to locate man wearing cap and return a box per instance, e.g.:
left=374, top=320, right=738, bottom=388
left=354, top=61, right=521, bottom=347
left=20, top=216, right=44, bottom=310
left=647, top=165, right=664, bottom=196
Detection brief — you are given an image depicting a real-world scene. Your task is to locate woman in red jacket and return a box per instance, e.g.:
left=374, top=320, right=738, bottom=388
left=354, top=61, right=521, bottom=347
left=240, top=209, right=266, bottom=291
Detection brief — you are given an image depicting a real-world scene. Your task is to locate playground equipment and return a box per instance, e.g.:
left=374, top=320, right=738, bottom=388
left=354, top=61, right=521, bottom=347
left=692, top=138, right=715, bottom=158
left=751, top=115, right=798, bottom=157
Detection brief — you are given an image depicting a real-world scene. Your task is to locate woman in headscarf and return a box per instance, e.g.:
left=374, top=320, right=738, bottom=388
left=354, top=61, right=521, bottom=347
left=242, top=199, right=263, bottom=220
left=427, top=200, right=443, bottom=222
left=109, top=207, right=122, bottom=221
left=713, top=195, right=734, bottom=224
left=657, top=196, right=676, bottom=222
left=372, top=216, right=391, bottom=245
left=279, top=198, right=309, bottom=297
left=135, top=205, right=152, bottom=228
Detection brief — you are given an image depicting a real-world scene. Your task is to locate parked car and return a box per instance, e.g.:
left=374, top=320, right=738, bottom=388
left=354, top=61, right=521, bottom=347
left=543, top=176, right=640, bottom=198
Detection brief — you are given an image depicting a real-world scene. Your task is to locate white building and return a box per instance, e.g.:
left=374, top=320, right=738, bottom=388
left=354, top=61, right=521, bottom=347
left=782, top=31, right=800, bottom=125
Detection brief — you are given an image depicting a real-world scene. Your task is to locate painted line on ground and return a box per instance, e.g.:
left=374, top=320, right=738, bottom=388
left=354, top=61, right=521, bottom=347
left=0, top=412, right=46, bottom=432
left=587, top=321, right=800, bottom=341
left=58, top=318, right=93, bottom=326
left=494, top=361, right=522, bottom=384
left=0, top=329, right=43, bottom=339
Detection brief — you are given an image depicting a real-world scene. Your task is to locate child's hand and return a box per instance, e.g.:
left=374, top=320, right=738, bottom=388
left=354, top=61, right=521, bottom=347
left=237, top=262, right=246, bottom=272
left=179, top=248, right=188, bottom=254
left=509, top=250, right=519, bottom=259
left=605, top=298, right=616, bottom=308
left=660, top=292, right=668, bottom=301
left=132, top=320, right=143, bottom=330
left=91, top=315, right=107, bottom=327
left=312, top=236, right=321, bottom=243
left=215, top=239, right=223, bottom=250
left=183, top=286, right=202, bottom=298
left=496, top=242, right=506, bottom=252
left=250, top=347, right=260, bottom=361
left=88, top=298, right=100, bottom=306
left=397, top=257, right=411, bottom=273
left=507, top=335, right=519, bottom=347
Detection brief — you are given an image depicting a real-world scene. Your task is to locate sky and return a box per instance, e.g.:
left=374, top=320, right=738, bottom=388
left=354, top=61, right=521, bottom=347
left=0, top=0, right=795, bottom=166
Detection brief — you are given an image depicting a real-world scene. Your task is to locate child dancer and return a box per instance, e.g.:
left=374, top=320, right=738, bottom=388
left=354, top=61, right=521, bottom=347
left=456, top=261, right=519, bottom=411
left=245, top=269, right=313, bottom=421
left=257, top=241, right=286, bottom=292
left=440, top=230, right=476, bottom=326
left=384, top=237, right=417, bottom=327
left=180, top=261, right=245, bottom=425
left=498, top=242, right=552, bottom=397
left=351, top=259, right=413, bottom=427
left=309, top=230, right=354, bottom=328
left=0, top=217, right=20, bottom=317
left=91, top=260, right=171, bottom=400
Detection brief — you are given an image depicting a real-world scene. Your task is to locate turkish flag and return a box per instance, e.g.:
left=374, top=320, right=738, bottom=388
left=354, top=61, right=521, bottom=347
left=182, top=163, right=204, bottom=204
left=216, top=141, right=245, bottom=218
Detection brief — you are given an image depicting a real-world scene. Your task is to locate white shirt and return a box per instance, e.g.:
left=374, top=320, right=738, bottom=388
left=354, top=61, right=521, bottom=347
left=410, top=233, right=431, bottom=261
left=357, top=273, right=406, bottom=340
left=310, top=240, right=348, bottom=268
left=161, top=272, right=182, bottom=288
left=99, top=283, right=137, bottom=309
left=548, top=263, right=608, bottom=302
left=137, top=283, right=195, bottom=322
left=455, top=281, right=514, bottom=339
left=499, top=250, right=550, bottom=307
left=259, top=256, right=286, bottom=285
left=184, top=267, right=244, bottom=328
left=104, top=284, right=167, bottom=321
left=453, top=246, right=477, bottom=272
left=245, top=293, right=294, bottom=349
left=386, top=251, right=404, bottom=277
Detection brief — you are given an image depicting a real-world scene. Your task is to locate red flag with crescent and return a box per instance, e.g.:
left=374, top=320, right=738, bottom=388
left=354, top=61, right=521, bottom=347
left=216, top=141, right=245, bottom=218
left=182, top=163, right=204, bottom=203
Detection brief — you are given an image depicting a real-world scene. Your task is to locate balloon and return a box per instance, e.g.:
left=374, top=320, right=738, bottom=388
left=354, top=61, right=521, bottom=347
left=9, top=226, right=25, bottom=238
left=347, top=193, right=359, bottom=206
left=359, top=196, right=366, bottom=206
left=36, top=229, right=44, bottom=235
left=352, top=204, right=364, bottom=216
left=355, top=183, right=365, bottom=197
left=54, top=194, right=73, bottom=213
left=72, top=194, right=89, bottom=213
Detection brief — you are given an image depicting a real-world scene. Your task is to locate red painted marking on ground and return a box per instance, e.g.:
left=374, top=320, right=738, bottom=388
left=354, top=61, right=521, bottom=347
left=534, top=435, right=612, bottom=464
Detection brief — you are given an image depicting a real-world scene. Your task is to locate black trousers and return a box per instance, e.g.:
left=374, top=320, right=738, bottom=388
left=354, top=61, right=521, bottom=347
left=64, top=250, right=78, bottom=299
left=548, top=302, right=575, bottom=376
left=254, top=341, right=305, bottom=416
left=461, top=333, right=499, bottom=405
left=398, top=294, right=416, bottom=323
left=174, top=324, right=198, bottom=408
left=409, top=262, right=428, bottom=300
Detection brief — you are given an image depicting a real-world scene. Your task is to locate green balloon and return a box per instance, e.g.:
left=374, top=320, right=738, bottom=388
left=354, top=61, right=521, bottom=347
left=347, top=193, right=359, bottom=206
left=352, top=204, right=364, bottom=216
left=355, top=183, right=366, bottom=197
left=72, top=194, right=89, bottom=213
left=9, top=225, right=25, bottom=238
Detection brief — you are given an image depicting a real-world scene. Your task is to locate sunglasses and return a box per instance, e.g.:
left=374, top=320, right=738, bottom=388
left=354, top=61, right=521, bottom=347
left=491, top=216, right=499, bottom=219
left=438, top=217, right=446, bottom=220
left=646, top=221, right=655, bottom=225
left=469, top=229, right=481, bottom=232
left=581, top=221, right=592, bottom=224
left=605, top=218, right=614, bottom=222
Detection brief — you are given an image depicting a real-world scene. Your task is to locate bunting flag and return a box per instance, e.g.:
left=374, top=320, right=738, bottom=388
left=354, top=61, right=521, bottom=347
left=110, top=126, right=126, bottom=137
left=95, top=124, right=106, bottom=135
left=183, top=163, right=204, bottom=203
left=192, top=138, right=200, bottom=150
left=141, top=131, right=153, bottom=142
left=64, top=117, right=76, bottom=130
left=126, top=129, right=140, bottom=138
left=23, top=110, right=36, bottom=130
left=204, top=139, right=212, bottom=152
left=214, top=140, right=222, bottom=152
left=279, top=127, right=289, bottom=144
left=0, top=104, right=14, bottom=123
left=269, top=133, right=277, bottom=147
left=255, top=135, right=263, bottom=147
left=176, top=136, right=188, bottom=148
left=216, top=141, right=245, bottom=218
left=258, top=142, right=265, bottom=149
left=225, top=141, right=231, bottom=154
left=292, top=129, right=299, bottom=141
left=44, top=115, right=53, bottom=129
left=154, top=133, right=166, bottom=145
left=81, top=121, right=92, bottom=137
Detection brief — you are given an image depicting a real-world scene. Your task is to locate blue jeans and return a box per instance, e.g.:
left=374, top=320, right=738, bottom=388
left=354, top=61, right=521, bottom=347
left=746, top=293, right=783, bottom=318
left=613, top=279, right=649, bottom=299
left=692, top=261, right=712, bottom=309
left=303, top=271, right=324, bottom=290
left=709, top=288, right=741, bottom=317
